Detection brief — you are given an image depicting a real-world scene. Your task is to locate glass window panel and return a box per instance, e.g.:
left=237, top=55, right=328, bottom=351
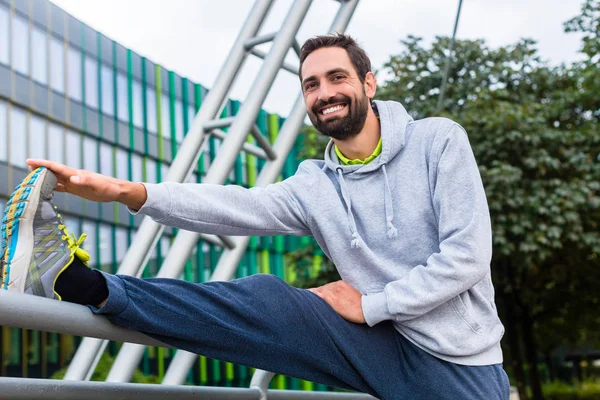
left=175, top=100, right=184, bottom=143
left=48, top=123, right=64, bottom=164
left=65, top=130, right=82, bottom=168
left=160, top=94, right=170, bottom=139
left=98, top=224, right=112, bottom=272
left=146, top=87, right=157, bottom=133
left=187, top=105, right=196, bottom=131
left=0, top=100, right=6, bottom=161
left=0, top=7, right=8, bottom=65
left=99, top=142, right=113, bottom=177
left=115, top=227, right=128, bottom=264
left=10, top=107, right=27, bottom=168
left=84, top=57, right=98, bottom=109
left=146, top=158, right=156, bottom=183
left=115, top=148, right=128, bottom=181
left=31, top=27, right=47, bottom=84
left=83, top=136, right=98, bottom=172
left=131, top=153, right=143, bottom=183
left=81, top=221, right=97, bottom=267
left=49, top=37, right=65, bottom=93
left=100, top=64, right=114, bottom=116
left=116, top=73, right=128, bottom=122
left=29, top=115, right=46, bottom=160
left=64, top=216, right=80, bottom=237
left=11, top=15, right=28, bottom=75
left=132, top=80, right=143, bottom=128
left=161, top=163, right=169, bottom=182
left=67, top=47, right=82, bottom=102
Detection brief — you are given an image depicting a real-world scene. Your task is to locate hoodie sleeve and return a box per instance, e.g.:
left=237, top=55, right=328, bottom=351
left=361, top=124, right=492, bottom=326
left=129, top=162, right=313, bottom=237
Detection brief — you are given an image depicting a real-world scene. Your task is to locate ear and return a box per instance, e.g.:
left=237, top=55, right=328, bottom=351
left=363, top=71, right=377, bottom=99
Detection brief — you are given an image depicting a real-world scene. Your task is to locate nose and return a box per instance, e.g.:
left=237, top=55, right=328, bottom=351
left=317, top=81, right=335, bottom=102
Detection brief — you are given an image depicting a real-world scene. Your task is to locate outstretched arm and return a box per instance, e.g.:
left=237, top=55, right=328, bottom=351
left=27, top=159, right=147, bottom=210
left=26, top=159, right=312, bottom=237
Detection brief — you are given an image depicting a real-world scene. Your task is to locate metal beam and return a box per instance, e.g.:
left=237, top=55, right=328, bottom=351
left=250, top=48, right=299, bottom=75
left=436, top=0, right=464, bottom=113
left=250, top=370, right=275, bottom=400
left=0, top=377, right=375, bottom=400
left=0, top=291, right=170, bottom=348
left=203, top=116, right=236, bottom=131
left=161, top=0, right=360, bottom=385
left=63, top=0, right=277, bottom=381
left=251, top=124, right=277, bottom=160
left=0, top=378, right=260, bottom=400
left=292, top=40, right=302, bottom=58
left=244, top=32, right=278, bottom=49
left=209, top=129, right=270, bottom=159
left=105, top=0, right=313, bottom=383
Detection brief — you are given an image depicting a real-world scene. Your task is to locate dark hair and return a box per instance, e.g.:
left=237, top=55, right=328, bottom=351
left=299, top=33, right=371, bottom=83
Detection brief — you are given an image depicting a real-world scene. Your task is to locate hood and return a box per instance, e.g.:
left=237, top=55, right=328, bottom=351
left=321, top=100, right=414, bottom=248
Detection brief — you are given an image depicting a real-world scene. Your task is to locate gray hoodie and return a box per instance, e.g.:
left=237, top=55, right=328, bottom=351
left=134, top=100, right=505, bottom=366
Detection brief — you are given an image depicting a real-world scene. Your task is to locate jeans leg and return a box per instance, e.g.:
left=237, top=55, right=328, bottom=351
left=91, top=272, right=509, bottom=400
left=92, top=273, right=399, bottom=397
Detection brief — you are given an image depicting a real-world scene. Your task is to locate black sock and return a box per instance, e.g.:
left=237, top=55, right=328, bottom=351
left=55, top=256, right=109, bottom=306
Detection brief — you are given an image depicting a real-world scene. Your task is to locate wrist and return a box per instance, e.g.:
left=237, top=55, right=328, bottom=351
left=117, top=181, right=147, bottom=211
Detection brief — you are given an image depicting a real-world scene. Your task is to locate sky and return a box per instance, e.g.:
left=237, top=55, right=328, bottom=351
left=49, top=0, right=585, bottom=117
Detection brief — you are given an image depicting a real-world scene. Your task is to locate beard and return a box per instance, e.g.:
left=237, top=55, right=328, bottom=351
left=307, top=92, right=369, bottom=141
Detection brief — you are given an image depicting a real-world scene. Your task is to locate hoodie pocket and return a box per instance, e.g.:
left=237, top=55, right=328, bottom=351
left=451, top=294, right=484, bottom=335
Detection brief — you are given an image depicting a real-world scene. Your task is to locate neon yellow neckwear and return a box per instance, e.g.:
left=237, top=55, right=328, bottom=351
left=334, top=138, right=382, bottom=165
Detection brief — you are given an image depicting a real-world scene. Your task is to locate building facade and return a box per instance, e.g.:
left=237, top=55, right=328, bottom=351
left=0, top=0, right=328, bottom=391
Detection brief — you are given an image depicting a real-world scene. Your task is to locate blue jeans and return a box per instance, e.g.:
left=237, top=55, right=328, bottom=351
left=92, top=273, right=510, bottom=400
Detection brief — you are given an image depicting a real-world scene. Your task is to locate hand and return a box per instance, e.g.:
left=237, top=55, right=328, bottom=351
left=26, top=159, right=147, bottom=210
left=309, top=280, right=366, bottom=324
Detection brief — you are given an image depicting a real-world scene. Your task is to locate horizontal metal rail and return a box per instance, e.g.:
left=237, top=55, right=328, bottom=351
left=203, top=116, right=236, bottom=131
left=0, top=291, right=169, bottom=347
left=251, top=124, right=277, bottom=160
left=244, top=32, right=278, bottom=49
left=208, top=129, right=269, bottom=159
left=0, top=378, right=376, bottom=400
left=250, top=48, right=299, bottom=75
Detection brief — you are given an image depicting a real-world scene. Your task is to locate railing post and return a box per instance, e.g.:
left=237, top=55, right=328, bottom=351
left=250, top=370, right=276, bottom=400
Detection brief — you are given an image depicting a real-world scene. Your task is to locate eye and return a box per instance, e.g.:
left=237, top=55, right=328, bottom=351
left=304, top=82, right=318, bottom=91
left=332, top=74, right=345, bottom=81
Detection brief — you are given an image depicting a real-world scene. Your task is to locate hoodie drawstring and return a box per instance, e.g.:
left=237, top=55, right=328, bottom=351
left=336, top=168, right=363, bottom=248
left=382, top=165, right=398, bottom=239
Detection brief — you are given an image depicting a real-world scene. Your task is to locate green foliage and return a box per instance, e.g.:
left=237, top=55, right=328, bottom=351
left=51, top=352, right=160, bottom=383
left=377, top=0, right=600, bottom=355
left=544, top=379, right=600, bottom=399
left=297, top=125, right=330, bottom=161
left=285, top=244, right=340, bottom=289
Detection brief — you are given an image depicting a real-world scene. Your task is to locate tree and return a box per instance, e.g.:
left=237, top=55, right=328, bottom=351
left=381, top=9, right=600, bottom=398
left=294, top=2, right=600, bottom=399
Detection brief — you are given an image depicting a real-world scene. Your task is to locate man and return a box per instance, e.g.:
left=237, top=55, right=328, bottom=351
left=1, top=34, right=509, bottom=399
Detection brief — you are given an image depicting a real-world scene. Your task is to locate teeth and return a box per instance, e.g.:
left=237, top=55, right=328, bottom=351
left=322, top=105, right=344, bottom=115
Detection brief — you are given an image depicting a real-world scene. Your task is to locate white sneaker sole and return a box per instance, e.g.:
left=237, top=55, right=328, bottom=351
left=1, top=167, right=57, bottom=293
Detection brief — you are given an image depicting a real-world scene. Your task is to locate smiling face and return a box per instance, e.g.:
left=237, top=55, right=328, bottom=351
left=301, top=47, right=376, bottom=141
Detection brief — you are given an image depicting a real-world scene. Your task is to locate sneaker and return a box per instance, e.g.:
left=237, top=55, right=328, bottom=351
left=0, top=167, right=90, bottom=299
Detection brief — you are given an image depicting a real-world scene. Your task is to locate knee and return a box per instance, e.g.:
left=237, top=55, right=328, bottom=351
left=241, top=273, right=288, bottom=291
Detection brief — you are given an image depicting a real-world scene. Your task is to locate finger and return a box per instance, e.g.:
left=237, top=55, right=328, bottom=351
left=55, top=183, right=67, bottom=192
left=70, top=174, right=89, bottom=186
left=27, top=159, right=77, bottom=179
